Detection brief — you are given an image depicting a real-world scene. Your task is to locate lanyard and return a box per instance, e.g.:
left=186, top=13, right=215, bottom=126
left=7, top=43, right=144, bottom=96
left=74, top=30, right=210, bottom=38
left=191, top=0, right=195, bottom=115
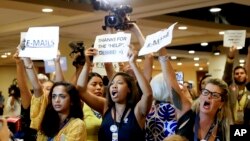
left=194, top=114, right=216, bottom=141
left=114, top=106, right=129, bottom=129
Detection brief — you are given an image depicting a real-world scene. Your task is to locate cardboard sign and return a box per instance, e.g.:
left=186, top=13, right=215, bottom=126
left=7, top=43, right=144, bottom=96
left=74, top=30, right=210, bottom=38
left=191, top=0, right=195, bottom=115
left=92, top=62, right=119, bottom=76
left=19, top=26, right=59, bottom=60
left=93, top=32, right=131, bottom=63
left=223, top=30, right=246, bottom=48
left=139, top=22, right=177, bottom=56
left=44, top=57, right=67, bottom=73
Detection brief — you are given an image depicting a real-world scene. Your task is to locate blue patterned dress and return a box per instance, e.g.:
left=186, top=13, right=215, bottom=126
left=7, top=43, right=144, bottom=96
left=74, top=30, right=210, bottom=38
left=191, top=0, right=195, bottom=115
left=145, top=101, right=177, bottom=141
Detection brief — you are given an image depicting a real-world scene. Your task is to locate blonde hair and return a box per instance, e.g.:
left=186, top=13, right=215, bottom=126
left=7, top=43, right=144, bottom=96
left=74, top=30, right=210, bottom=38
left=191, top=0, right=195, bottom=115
left=163, top=134, right=188, bottom=141
left=150, top=73, right=171, bottom=102
left=192, top=78, right=232, bottom=141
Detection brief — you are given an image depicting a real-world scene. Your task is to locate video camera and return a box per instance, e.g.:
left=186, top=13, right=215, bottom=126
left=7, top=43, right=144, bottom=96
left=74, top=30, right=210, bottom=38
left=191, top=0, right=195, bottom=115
left=92, top=0, right=134, bottom=30
left=69, top=41, right=85, bottom=67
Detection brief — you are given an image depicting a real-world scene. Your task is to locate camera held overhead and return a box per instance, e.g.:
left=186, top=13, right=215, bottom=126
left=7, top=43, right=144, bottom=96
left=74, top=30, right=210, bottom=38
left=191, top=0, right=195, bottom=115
left=91, top=0, right=135, bottom=31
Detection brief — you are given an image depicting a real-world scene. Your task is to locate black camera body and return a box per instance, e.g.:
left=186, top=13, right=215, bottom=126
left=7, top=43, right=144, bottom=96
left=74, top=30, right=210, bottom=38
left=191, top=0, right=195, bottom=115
left=69, top=41, right=85, bottom=67
left=92, top=0, right=133, bottom=30
left=104, top=5, right=133, bottom=30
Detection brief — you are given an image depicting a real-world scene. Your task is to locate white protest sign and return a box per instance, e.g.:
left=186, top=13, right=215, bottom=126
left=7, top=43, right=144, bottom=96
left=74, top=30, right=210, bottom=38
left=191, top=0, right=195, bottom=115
left=19, top=26, right=59, bottom=60
left=92, top=62, right=119, bottom=76
left=93, top=32, right=131, bottom=63
left=223, top=30, right=246, bottom=48
left=44, top=57, right=67, bottom=74
left=139, top=22, right=177, bottom=56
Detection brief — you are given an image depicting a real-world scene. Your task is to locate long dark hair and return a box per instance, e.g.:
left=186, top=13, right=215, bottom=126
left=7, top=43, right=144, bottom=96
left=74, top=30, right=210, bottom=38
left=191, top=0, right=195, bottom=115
left=106, top=72, right=140, bottom=108
left=40, top=81, right=83, bottom=137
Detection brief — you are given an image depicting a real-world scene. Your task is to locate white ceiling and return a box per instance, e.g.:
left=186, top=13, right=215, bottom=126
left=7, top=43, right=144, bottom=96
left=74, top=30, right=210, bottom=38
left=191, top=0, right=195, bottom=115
left=0, top=0, right=249, bottom=69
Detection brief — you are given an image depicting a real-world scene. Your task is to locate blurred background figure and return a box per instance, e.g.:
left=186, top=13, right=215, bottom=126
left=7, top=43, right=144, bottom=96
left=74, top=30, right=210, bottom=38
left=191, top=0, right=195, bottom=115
left=0, top=91, right=5, bottom=115
left=5, top=79, right=21, bottom=117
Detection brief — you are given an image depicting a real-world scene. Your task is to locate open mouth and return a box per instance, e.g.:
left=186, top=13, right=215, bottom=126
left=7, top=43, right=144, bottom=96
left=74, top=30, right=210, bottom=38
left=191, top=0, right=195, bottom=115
left=111, top=91, right=118, bottom=97
left=203, top=101, right=211, bottom=109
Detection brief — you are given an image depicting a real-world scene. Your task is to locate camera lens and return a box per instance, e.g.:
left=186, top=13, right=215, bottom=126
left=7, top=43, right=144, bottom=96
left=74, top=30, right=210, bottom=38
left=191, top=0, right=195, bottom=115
left=105, top=15, right=119, bottom=27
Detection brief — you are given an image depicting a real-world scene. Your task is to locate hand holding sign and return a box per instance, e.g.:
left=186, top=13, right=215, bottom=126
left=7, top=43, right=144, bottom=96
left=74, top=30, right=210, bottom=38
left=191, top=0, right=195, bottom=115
left=85, top=48, right=98, bottom=65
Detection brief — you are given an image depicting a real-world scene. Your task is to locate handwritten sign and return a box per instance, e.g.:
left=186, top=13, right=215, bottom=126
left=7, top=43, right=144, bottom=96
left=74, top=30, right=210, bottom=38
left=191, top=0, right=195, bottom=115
left=19, top=26, right=59, bottom=60
left=139, top=22, right=177, bottom=56
left=44, top=57, right=67, bottom=74
left=93, top=32, right=131, bottom=63
left=92, top=62, right=119, bottom=76
left=223, top=30, right=246, bottom=48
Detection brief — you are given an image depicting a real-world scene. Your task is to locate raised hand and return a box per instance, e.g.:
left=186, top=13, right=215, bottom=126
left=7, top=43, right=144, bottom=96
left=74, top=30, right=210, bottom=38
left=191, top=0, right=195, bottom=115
left=228, top=45, right=237, bottom=59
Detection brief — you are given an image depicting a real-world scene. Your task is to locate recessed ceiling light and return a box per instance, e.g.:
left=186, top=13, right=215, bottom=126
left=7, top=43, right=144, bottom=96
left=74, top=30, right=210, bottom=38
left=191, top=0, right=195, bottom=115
left=178, top=26, right=188, bottom=30
left=42, top=8, right=53, bottom=13
left=136, top=59, right=142, bottom=62
left=194, top=57, right=199, bottom=61
left=219, top=31, right=224, bottom=35
left=207, top=62, right=210, bottom=65
left=1, top=54, right=7, bottom=58
left=209, top=7, right=221, bottom=13
left=171, top=56, right=177, bottom=59
left=199, top=67, right=204, bottom=70
left=6, top=52, right=11, bottom=55
left=177, top=62, right=182, bottom=66
left=239, top=63, right=244, bottom=67
left=201, top=42, right=208, bottom=46
left=152, top=65, right=155, bottom=69
left=239, top=59, right=245, bottom=63
left=194, top=63, right=199, bottom=67
left=188, top=50, right=195, bottom=54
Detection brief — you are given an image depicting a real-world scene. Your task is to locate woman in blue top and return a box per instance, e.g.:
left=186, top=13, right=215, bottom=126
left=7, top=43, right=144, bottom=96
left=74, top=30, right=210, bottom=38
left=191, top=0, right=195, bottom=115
left=77, top=47, right=153, bottom=141
left=145, top=73, right=177, bottom=141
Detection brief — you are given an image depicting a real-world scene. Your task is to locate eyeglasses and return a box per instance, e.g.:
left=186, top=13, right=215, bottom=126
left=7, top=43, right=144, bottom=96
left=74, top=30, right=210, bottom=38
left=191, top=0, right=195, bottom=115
left=201, top=89, right=222, bottom=99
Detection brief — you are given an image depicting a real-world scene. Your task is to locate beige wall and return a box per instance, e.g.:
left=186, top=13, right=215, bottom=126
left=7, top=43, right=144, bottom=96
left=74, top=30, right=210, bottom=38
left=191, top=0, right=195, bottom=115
left=0, top=66, right=17, bottom=100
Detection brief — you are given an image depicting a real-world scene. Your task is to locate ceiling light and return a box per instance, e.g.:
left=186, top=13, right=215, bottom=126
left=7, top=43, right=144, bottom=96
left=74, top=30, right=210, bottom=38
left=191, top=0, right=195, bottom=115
left=152, top=65, right=155, bottom=69
left=194, top=57, right=199, bottom=61
left=239, top=59, right=245, bottom=63
left=6, top=52, right=11, bottom=55
left=239, top=63, right=244, bottom=67
left=42, top=8, right=53, bottom=13
left=1, top=54, right=7, bottom=58
left=199, top=67, right=204, bottom=70
left=177, top=62, right=182, bottom=66
left=207, top=62, right=210, bottom=65
left=178, top=26, right=188, bottom=30
left=194, top=63, right=199, bottom=67
left=136, top=59, right=142, bottom=62
left=219, top=31, right=224, bottom=35
left=171, top=56, right=177, bottom=59
left=188, top=50, right=195, bottom=54
left=213, top=49, right=221, bottom=55
left=209, top=7, right=221, bottom=13
left=201, top=42, right=208, bottom=46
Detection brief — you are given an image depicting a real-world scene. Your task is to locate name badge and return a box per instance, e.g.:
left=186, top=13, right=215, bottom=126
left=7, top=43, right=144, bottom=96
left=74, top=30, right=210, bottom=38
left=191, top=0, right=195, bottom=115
left=112, top=132, right=118, bottom=141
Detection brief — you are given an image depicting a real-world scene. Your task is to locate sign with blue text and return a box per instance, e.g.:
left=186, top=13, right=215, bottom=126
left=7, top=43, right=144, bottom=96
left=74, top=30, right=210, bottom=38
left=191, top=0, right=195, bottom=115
left=19, top=26, right=59, bottom=60
left=44, top=57, right=67, bottom=74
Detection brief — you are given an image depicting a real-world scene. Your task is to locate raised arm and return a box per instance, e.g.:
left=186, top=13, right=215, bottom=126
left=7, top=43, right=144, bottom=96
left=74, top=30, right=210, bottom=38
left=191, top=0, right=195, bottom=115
left=13, top=48, right=32, bottom=109
left=129, top=23, right=153, bottom=82
left=54, top=50, right=65, bottom=82
left=22, top=57, right=43, bottom=98
left=222, top=46, right=237, bottom=85
left=158, top=48, right=191, bottom=118
left=130, top=48, right=153, bottom=127
left=77, top=48, right=106, bottom=115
